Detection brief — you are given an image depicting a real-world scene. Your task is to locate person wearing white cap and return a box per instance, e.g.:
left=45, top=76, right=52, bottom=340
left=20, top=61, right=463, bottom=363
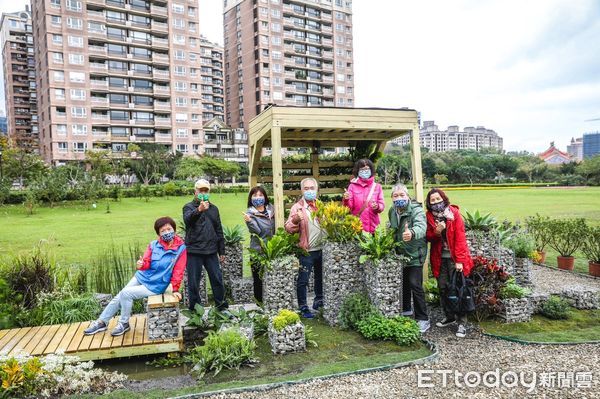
left=182, top=179, right=229, bottom=312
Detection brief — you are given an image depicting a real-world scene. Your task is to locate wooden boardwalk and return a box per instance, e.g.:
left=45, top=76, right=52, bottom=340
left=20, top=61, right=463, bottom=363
left=0, top=314, right=182, bottom=361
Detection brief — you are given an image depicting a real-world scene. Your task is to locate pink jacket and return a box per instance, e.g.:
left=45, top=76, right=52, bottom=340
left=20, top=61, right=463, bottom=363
left=284, top=198, right=318, bottom=251
left=342, top=177, right=385, bottom=233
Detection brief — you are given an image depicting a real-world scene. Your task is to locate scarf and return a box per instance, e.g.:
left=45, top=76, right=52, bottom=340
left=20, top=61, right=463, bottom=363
left=432, top=206, right=454, bottom=221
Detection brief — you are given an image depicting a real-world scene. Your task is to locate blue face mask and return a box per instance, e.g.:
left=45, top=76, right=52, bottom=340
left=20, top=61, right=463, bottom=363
left=394, top=199, right=409, bottom=209
left=251, top=197, right=265, bottom=207
left=358, top=170, right=371, bottom=179
left=161, top=231, right=175, bottom=242
left=431, top=202, right=446, bottom=212
left=303, top=190, right=317, bottom=201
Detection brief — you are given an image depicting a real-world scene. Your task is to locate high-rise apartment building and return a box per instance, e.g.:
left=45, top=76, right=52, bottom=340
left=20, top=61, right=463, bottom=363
left=199, top=36, right=225, bottom=124
left=223, top=0, right=354, bottom=129
left=1, top=7, right=39, bottom=153
left=31, top=0, right=205, bottom=164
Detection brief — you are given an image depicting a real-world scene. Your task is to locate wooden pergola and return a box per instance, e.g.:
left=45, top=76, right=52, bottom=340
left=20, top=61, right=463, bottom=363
left=248, top=106, right=423, bottom=228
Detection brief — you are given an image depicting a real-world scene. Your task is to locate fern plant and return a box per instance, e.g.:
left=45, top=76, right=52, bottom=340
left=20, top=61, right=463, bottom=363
left=223, top=225, right=245, bottom=245
left=357, top=227, right=402, bottom=265
left=463, top=210, right=497, bottom=232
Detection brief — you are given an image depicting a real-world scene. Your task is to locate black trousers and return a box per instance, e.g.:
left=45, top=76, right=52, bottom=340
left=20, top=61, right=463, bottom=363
left=250, top=258, right=263, bottom=303
left=402, top=266, right=429, bottom=321
left=187, top=253, right=228, bottom=311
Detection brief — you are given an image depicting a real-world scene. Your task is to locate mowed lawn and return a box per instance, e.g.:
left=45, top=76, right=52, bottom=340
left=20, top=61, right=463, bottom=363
left=2, top=187, right=599, bottom=272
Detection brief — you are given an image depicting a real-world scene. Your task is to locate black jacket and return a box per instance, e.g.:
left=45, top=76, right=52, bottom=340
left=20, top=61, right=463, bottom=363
left=182, top=200, right=225, bottom=255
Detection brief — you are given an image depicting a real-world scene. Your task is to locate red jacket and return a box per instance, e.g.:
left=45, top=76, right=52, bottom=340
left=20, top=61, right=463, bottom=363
left=138, top=235, right=187, bottom=292
left=426, top=205, right=473, bottom=278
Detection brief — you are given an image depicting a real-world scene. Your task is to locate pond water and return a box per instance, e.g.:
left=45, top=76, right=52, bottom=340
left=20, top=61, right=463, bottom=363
left=97, top=355, right=190, bottom=380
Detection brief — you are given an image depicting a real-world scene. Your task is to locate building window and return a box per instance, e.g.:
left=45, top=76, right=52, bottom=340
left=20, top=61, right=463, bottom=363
left=51, top=0, right=61, bottom=8
left=174, top=50, right=185, bottom=60
left=52, top=34, right=62, bottom=45
left=175, top=81, right=187, bottom=91
left=66, top=0, right=82, bottom=11
left=174, top=65, right=186, bottom=76
left=71, top=124, right=87, bottom=135
left=71, top=107, right=87, bottom=118
left=68, top=36, right=83, bottom=47
left=68, top=53, right=84, bottom=65
left=66, top=17, right=82, bottom=29
left=52, top=52, right=63, bottom=64
left=69, top=71, right=85, bottom=83
left=55, top=88, right=65, bottom=99
left=57, top=142, right=68, bottom=152
left=70, top=89, right=85, bottom=100
left=53, top=71, right=65, bottom=82
left=73, top=142, right=87, bottom=153
left=175, top=97, right=187, bottom=106
left=176, top=128, right=188, bottom=137
left=175, top=113, right=188, bottom=122
left=172, top=3, right=184, bottom=13
left=173, top=18, right=184, bottom=29
left=176, top=144, right=188, bottom=153
left=51, top=15, right=62, bottom=26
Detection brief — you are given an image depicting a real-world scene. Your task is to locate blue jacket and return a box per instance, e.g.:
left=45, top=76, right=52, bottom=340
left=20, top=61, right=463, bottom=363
left=136, top=239, right=186, bottom=294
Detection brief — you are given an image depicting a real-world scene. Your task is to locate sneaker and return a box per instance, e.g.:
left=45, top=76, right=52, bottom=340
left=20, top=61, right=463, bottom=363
left=401, top=310, right=414, bottom=317
left=435, top=317, right=456, bottom=328
left=417, top=320, right=431, bottom=333
left=111, top=322, right=130, bottom=336
left=300, top=308, right=314, bottom=319
left=312, top=301, right=323, bottom=311
left=456, top=324, right=467, bottom=338
left=84, top=320, right=107, bottom=335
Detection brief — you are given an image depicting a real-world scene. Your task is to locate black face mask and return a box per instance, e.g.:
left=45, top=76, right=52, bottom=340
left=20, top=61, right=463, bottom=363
left=431, top=202, right=446, bottom=212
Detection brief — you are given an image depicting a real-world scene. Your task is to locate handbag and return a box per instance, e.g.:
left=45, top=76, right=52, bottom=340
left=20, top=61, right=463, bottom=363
left=446, top=270, right=475, bottom=314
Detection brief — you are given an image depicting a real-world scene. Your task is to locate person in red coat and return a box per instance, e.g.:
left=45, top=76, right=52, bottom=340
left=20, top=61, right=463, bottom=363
left=425, top=188, right=473, bottom=338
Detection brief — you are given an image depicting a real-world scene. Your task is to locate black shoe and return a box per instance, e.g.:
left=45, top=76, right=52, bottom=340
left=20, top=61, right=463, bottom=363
left=312, top=301, right=323, bottom=311
left=435, top=317, right=456, bottom=328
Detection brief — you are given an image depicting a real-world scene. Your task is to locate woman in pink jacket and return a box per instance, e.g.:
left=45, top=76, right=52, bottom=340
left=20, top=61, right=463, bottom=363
left=342, top=159, right=385, bottom=233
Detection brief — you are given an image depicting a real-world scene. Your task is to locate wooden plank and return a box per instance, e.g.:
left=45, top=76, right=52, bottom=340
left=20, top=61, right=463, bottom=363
left=258, top=161, right=354, bottom=169
left=284, top=187, right=345, bottom=196
left=99, top=318, right=119, bottom=349
left=0, top=328, right=21, bottom=351
left=31, top=324, right=61, bottom=356
left=271, top=125, right=285, bottom=229
left=44, top=323, right=73, bottom=354
left=260, top=174, right=352, bottom=183
left=133, top=316, right=146, bottom=346
left=22, top=325, right=52, bottom=355
left=161, top=293, right=178, bottom=306
left=66, top=322, right=87, bottom=353
left=8, top=326, right=41, bottom=355
left=73, top=340, right=182, bottom=362
left=410, top=127, right=424, bottom=204
left=271, top=106, right=417, bottom=119
left=1, top=327, right=32, bottom=355
left=121, top=315, right=138, bottom=347
left=0, top=329, right=12, bottom=342
left=147, top=294, right=163, bottom=309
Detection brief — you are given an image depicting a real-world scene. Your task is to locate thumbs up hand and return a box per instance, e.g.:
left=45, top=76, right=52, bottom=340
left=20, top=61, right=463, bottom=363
left=136, top=255, right=144, bottom=269
left=343, top=188, right=351, bottom=200
left=402, top=224, right=412, bottom=242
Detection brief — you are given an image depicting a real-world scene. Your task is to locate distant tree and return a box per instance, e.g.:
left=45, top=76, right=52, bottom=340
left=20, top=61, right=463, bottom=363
left=2, top=147, right=47, bottom=187
left=456, top=165, right=485, bottom=186
left=174, top=157, right=204, bottom=181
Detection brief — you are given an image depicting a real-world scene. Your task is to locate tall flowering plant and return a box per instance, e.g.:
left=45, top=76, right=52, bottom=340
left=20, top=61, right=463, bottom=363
left=469, top=256, right=511, bottom=321
left=314, top=200, right=363, bottom=243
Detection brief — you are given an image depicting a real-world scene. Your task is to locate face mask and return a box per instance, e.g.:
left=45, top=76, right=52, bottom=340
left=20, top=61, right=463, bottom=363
left=431, top=202, right=446, bottom=212
left=197, top=193, right=210, bottom=202
left=358, top=170, right=371, bottom=179
left=251, top=197, right=265, bottom=207
left=161, top=231, right=175, bottom=242
left=394, top=199, right=409, bottom=209
left=303, top=190, right=317, bottom=201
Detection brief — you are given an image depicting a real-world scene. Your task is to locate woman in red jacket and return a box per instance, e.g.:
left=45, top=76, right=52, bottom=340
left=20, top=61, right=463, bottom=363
left=425, top=188, right=473, bottom=338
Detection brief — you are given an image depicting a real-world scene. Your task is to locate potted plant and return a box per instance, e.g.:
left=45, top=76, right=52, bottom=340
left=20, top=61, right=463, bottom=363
left=249, top=228, right=303, bottom=314
left=504, top=231, right=536, bottom=287
left=314, top=201, right=364, bottom=325
left=582, top=225, right=600, bottom=277
left=222, top=225, right=245, bottom=293
left=547, top=218, right=587, bottom=271
left=358, top=227, right=404, bottom=317
left=525, top=214, right=552, bottom=264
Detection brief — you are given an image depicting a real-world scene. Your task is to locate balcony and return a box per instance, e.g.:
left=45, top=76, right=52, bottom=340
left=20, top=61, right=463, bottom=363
left=87, top=0, right=105, bottom=5
left=153, top=69, right=170, bottom=80
left=151, top=21, right=168, bottom=33
left=90, top=62, right=107, bottom=71
left=88, top=29, right=107, bottom=39
left=154, top=101, right=171, bottom=110
left=131, top=119, right=154, bottom=126
left=91, top=80, right=108, bottom=87
left=152, top=52, right=169, bottom=63
left=150, top=5, right=168, bottom=16
left=152, top=37, right=169, bottom=49
left=87, top=10, right=105, bottom=21
left=155, top=117, right=171, bottom=126
left=88, top=45, right=107, bottom=55
left=91, top=97, right=109, bottom=105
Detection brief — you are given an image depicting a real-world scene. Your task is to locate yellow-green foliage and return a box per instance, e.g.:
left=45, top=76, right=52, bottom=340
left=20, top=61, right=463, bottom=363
left=272, top=309, right=300, bottom=331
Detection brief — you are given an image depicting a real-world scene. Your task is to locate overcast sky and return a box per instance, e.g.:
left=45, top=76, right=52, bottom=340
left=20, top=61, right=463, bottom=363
left=1, top=0, right=599, bottom=152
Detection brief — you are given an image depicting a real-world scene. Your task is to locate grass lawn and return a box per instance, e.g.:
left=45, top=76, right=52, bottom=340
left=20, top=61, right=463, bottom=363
left=82, top=319, right=433, bottom=399
left=2, top=187, right=599, bottom=273
left=477, top=309, right=600, bottom=343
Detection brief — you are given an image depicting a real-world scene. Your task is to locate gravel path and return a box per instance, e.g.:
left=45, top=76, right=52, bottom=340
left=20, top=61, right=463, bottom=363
left=531, top=264, right=600, bottom=295
left=203, top=314, right=599, bottom=399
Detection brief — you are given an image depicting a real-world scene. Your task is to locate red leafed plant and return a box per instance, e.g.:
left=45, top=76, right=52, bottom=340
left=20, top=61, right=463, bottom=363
left=470, top=256, right=512, bottom=321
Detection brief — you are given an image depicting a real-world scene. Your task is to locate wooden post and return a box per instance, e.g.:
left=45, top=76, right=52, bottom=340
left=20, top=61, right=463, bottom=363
left=311, top=141, right=320, bottom=188
left=409, top=127, right=424, bottom=203
left=271, top=126, right=285, bottom=228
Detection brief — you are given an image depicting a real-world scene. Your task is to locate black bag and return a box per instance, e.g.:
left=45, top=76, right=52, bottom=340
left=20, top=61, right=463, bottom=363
left=446, top=271, right=460, bottom=314
left=447, top=270, right=475, bottom=314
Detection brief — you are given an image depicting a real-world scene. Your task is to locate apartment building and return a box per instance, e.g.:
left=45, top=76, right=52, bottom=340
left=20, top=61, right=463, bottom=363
left=203, top=116, right=248, bottom=164
left=223, top=0, right=355, bottom=129
left=31, top=0, right=205, bottom=164
left=1, top=7, right=39, bottom=153
left=199, top=36, right=225, bottom=124
left=393, top=121, right=503, bottom=152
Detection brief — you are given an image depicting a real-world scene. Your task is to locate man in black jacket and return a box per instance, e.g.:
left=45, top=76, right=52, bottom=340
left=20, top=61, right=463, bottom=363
left=182, top=179, right=228, bottom=311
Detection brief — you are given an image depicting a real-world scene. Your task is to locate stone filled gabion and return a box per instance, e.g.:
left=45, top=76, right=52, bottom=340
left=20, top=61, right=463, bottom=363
left=322, top=241, right=364, bottom=326
left=498, top=247, right=516, bottom=276
left=222, top=243, right=244, bottom=287
left=364, top=256, right=403, bottom=317
left=263, top=255, right=299, bottom=314
left=268, top=321, right=306, bottom=354
left=560, top=286, right=600, bottom=309
left=513, top=257, right=533, bottom=287
left=147, top=306, right=180, bottom=340
left=528, top=292, right=550, bottom=314
left=219, top=323, right=255, bottom=341
left=500, top=298, right=532, bottom=323
left=231, top=277, right=255, bottom=304
left=183, top=268, right=208, bottom=308
left=466, top=230, right=516, bottom=274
